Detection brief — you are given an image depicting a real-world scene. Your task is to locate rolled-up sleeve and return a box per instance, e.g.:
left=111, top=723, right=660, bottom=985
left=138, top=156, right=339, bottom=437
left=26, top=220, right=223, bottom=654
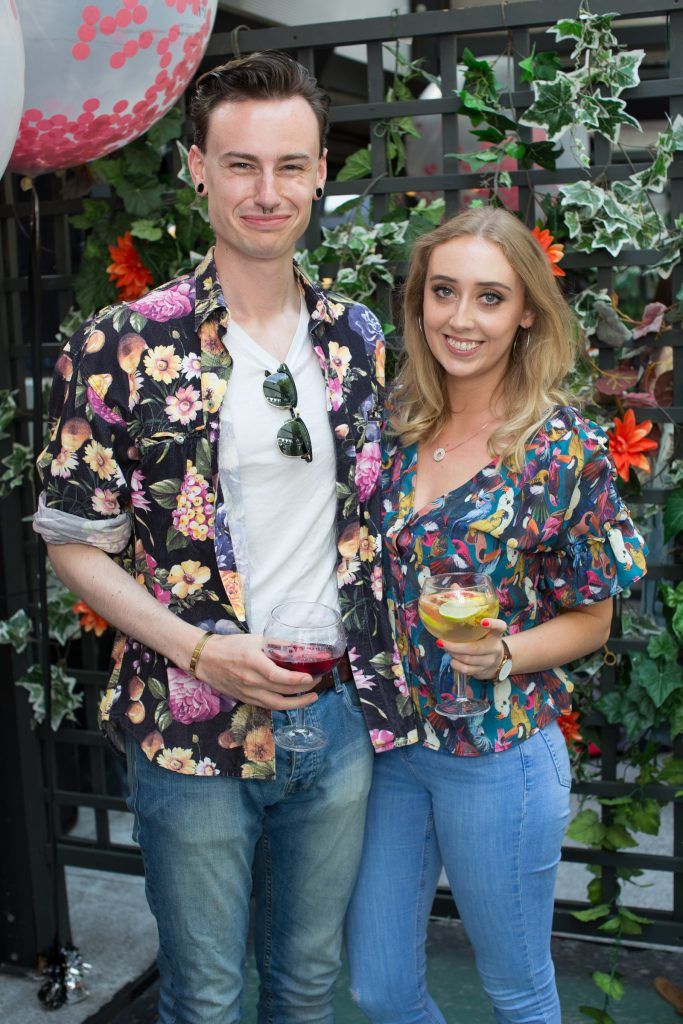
left=34, top=321, right=134, bottom=553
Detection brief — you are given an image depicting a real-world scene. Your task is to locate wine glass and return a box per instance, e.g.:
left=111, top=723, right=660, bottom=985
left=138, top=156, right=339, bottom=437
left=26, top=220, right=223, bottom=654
left=418, top=572, right=499, bottom=719
left=262, top=600, right=346, bottom=751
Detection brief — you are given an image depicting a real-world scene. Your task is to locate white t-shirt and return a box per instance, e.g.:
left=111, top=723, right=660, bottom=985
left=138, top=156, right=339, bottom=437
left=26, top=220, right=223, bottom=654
left=219, top=298, right=340, bottom=634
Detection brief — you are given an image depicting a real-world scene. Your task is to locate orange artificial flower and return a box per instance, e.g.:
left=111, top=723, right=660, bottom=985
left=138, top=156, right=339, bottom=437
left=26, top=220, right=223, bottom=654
left=607, top=408, right=658, bottom=482
left=557, top=710, right=582, bottom=748
left=73, top=600, right=110, bottom=637
left=107, top=231, right=153, bottom=302
left=531, top=225, right=566, bottom=277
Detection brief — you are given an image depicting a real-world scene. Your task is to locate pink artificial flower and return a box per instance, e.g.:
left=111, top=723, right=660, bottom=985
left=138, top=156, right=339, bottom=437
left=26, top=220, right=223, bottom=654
left=167, top=668, right=221, bottom=724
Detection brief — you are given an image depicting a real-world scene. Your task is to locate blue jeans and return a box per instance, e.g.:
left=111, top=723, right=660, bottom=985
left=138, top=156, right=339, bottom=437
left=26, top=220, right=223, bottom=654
left=126, top=679, right=373, bottom=1024
left=345, top=721, right=571, bottom=1024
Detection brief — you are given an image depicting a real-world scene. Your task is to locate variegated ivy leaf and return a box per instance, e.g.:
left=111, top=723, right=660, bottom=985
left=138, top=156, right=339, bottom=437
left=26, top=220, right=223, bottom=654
left=0, top=608, right=33, bottom=653
left=560, top=180, right=605, bottom=220
left=16, top=663, right=82, bottom=730
left=605, top=49, right=645, bottom=95
left=0, top=389, right=17, bottom=437
left=577, top=95, right=640, bottom=143
left=520, top=76, right=578, bottom=141
left=591, top=221, right=633, bottom=258
left=0, top=443, right=32, bottom=497
left=572, top=288, right=613, bottom=333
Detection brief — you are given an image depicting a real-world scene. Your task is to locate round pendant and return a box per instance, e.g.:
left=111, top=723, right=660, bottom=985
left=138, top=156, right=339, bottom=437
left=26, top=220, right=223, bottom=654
left=433, top=447, right=446, bottom=462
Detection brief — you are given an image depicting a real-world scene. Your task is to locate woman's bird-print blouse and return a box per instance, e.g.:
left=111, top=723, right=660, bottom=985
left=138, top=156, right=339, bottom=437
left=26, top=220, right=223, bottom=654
left=382, top=406, right=647, bottom=756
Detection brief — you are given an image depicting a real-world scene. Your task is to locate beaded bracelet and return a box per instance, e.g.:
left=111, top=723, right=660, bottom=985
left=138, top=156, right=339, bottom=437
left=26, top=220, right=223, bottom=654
left=189, top=630, right=214, bottom=677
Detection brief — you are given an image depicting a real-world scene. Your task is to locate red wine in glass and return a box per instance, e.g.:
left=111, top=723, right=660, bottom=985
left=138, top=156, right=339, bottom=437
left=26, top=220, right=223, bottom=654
left=265, top=642, right=342, bottom=677
left=262, top=601, right=346, bottom=752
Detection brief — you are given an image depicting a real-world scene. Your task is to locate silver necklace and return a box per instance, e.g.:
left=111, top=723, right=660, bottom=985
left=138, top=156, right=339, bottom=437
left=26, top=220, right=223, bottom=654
left=432, top=420, right=492, bottom=462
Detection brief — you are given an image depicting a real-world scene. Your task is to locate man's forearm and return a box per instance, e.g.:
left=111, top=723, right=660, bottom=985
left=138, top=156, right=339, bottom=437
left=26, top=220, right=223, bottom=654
left=47, top=542, right=199, bottom=671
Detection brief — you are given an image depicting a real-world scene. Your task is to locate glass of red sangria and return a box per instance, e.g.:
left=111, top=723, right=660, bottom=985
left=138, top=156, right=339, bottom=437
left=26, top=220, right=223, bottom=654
left=263, top=600, right=346, bottom=752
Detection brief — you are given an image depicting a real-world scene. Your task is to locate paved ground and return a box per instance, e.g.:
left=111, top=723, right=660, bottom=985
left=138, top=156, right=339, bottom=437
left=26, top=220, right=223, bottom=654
left=0, top=797, right=679, bottom=1024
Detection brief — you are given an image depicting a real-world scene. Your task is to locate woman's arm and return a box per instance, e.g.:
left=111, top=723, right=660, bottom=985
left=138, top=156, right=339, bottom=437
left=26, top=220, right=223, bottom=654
left=440, top=599, right=612, bottom=680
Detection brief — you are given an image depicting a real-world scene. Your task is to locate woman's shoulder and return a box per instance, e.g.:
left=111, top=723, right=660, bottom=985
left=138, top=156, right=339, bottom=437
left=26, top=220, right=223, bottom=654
left=527, top=405, right=610, bottom=467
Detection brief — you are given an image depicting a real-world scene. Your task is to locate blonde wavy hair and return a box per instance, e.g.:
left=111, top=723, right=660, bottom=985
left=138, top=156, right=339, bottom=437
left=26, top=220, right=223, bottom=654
left=391, top=206, right=580, bottom=470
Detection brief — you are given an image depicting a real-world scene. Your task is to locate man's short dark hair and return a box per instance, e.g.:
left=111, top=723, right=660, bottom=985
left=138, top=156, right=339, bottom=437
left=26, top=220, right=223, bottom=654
left=190, top=51, right=331, bottom=154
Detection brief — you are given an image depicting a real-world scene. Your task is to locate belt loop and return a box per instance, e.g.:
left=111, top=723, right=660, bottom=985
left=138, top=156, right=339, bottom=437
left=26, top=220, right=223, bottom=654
left=332, top=666, right=344, bottom=693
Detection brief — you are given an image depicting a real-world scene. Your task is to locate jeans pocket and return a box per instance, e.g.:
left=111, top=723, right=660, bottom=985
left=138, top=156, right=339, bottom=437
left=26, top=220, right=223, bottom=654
left=341, top=681, right=364, bottom=716
left=539, top=720, right=572, bottom=788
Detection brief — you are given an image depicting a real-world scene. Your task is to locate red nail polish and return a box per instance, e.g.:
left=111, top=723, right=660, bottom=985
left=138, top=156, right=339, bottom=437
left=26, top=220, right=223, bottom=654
left=481, top=620, right=490, bottom=628
left=436, top=639, right=444, bottom=649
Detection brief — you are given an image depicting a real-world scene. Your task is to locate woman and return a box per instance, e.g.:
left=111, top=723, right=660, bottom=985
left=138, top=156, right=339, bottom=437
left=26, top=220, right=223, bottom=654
left=346, top=207, right=646, bottom=1024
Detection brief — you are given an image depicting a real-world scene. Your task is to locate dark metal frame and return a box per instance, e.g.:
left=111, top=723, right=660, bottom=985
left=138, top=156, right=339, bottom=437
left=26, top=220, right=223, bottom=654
left=0, top=0, right=681, bottom=965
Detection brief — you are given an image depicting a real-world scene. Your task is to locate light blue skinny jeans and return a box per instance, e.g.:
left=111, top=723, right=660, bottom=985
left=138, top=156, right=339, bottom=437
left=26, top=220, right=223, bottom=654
left=125, top=679, right=373, bottom=1024
left=345, top=720, right=571, bottom=1024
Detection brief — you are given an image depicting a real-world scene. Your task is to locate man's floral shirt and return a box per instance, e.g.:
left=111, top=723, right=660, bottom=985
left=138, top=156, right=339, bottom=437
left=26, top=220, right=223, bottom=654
left=383, top=407, right=647, bottom=756
left=37, top=250, right=416, bottom=779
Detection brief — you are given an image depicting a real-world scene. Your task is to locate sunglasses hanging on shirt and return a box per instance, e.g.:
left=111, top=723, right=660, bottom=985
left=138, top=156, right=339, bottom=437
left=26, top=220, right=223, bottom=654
left=262, top=363, right=313, bottom=462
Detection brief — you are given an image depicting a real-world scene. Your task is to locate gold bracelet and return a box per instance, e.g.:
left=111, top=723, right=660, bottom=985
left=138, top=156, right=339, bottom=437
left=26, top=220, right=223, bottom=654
left=189, top=630, right=214, bottom=677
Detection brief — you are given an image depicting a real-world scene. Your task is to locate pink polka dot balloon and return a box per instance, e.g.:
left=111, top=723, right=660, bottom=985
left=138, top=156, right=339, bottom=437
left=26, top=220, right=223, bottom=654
left=9, top=0, right=217, bottom=177
left=0, top=0, right=25, bottom=178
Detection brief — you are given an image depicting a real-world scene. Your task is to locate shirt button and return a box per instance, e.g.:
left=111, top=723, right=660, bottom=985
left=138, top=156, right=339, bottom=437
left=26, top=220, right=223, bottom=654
left=174, top=433, right=185, bottom=443
left=127, top=446, right=139, bottom=460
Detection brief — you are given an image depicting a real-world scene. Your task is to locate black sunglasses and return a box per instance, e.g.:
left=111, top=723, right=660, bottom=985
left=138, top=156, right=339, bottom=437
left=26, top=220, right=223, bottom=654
left=262, top=364, right=313, bottom=463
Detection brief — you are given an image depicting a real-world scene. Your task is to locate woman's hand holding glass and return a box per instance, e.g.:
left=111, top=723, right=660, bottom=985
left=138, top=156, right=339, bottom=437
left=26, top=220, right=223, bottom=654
left=437, top=617, right=508, bottom=680
left=418, top=572, right=507, bottom=718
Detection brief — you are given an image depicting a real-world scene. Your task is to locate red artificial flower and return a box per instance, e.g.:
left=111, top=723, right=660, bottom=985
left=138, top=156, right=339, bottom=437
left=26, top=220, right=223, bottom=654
left=557, top=710, right=583, bottom=748
left=107, top=231, right=153, bottom=302
left=73, top=600, right=110, bottom=637
left=607, top=408, right=658, bottom=482
left=531, top=225, right=566, bottom=276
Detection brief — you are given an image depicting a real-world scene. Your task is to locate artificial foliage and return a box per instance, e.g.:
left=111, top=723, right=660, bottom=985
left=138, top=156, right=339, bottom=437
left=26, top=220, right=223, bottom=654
left=1, top=4, right=683, bottom=1021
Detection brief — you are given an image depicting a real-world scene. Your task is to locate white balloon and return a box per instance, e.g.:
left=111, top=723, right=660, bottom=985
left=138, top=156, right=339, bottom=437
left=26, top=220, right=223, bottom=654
left=10, top=0, right=218, bottom=177
left=0, top=0, right=25, bottom=179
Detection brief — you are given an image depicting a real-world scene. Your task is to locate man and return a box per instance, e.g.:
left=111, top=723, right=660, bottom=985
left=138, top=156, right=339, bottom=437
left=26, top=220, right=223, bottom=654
left=34, top=52, right=413, bottom=1024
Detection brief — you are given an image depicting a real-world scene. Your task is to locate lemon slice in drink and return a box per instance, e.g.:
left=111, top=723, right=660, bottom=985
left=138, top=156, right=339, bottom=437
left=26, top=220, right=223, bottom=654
left=439, top=599, right=483, bottom=623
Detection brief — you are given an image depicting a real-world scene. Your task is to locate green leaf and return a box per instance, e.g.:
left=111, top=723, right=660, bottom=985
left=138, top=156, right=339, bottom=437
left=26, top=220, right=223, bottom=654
left=659, top=757, right=683, bottom=784
left=16, top=664, right=82, bottom=731
left=661, top=581, right=683, bottom=608
left=630, top=651, right=683, bottom=709
left=619, top=906, right=653, bottom=925
left=603, top=823, right=638, bottom=850
left=606, top=50, right=644, bottom=94
left=337, top=148, right=373, bottom=182
left=131, top=219, right=163, bottom=242
left=669, top=699, right=683, bottom=737
left=592, top=972, right=624, bottom=1001
left=552, top=19, right=582, bottom=42
left=579, top=1007, right=615, bottom=1024
left=0, top=608, right=32, bottom=653
left=116, top=179, right=165, bottom=217
left=566, top=809, right=606, bottom=846
left=520, top=77, right=578, bottom=141
left=571, top=903, right=611, bottom=922
left=664, top=488, right=683, bottom=542
left=626, top=798, right=661, bottom=836
left=647, top=631, right=679, bottom=663
left=145, top=106, right=183, bottom=150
